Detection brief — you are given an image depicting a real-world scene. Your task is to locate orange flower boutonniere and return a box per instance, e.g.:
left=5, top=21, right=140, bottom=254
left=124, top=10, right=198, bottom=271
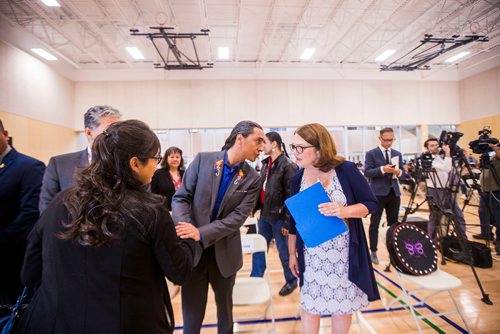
left=234, top=169, right=245, bottom=185
left=214, top=160, right=223, bottom=176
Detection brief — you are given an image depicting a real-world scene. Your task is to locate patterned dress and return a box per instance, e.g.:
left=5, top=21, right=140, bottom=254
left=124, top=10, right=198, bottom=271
left=300, top=171, right=369, bottom=315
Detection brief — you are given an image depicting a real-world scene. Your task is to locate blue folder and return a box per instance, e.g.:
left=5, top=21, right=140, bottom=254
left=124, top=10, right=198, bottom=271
left=285, top=182, right=348, bottom=247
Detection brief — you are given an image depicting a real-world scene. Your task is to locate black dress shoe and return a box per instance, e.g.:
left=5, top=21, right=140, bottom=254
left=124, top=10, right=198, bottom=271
left=278, top=281, right=298, bottom=296
left=472, top=234, right=494, bottom=241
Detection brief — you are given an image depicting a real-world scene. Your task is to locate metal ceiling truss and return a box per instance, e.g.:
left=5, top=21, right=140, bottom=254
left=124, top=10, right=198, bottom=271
left=380, top=34, right=489, bottom=71
left=130, top=26, right=213, bottom=70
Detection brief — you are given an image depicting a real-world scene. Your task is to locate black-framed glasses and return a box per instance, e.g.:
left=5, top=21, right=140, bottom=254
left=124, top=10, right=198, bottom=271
left=149, top=155, right=162, bottom=165
left=289, top=144, right=315, bottom=154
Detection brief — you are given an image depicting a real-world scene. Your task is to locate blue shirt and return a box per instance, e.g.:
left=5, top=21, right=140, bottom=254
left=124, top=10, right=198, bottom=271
left=210, top=151, right=243, bottom=221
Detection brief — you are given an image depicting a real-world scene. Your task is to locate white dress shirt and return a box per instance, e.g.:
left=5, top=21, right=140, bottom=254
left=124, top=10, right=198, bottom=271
left=426, top=154, right=452, bottom=188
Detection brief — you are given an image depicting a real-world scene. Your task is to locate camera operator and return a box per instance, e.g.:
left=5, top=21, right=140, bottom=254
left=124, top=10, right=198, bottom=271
left=424, top=138, right=467, bottom=240
left=476, top=144, right=500, bottom=254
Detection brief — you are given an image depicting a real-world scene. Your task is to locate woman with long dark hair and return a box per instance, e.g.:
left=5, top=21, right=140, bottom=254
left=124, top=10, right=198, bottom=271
left=151, top=146, right=185, bottom=211
left=16, top=120, right=199, bottom=334
left=250, top=131, right=299, bottom=296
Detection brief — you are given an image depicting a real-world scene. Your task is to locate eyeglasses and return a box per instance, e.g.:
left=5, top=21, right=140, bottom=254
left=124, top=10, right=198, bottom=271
left=381, top=138, right=395, bottom=142
left=150, top=155, right=162, bottom=165
left=289, top=144, right=315, bottom=154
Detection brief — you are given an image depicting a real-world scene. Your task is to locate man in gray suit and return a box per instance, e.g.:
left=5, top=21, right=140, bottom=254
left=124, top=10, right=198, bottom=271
left=39, top=105, right=121, bottom=212
left=173, top=120, right=265, bottom=334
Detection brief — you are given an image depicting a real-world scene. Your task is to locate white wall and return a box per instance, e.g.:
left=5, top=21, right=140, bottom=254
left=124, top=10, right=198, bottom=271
left=0, top=41, right=74, bottom=128
left=459, top=66, right=500, bottom=122
left=74, top=79, right=460, bottom=131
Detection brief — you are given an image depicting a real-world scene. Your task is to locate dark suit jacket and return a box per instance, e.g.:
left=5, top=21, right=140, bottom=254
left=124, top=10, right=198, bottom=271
left=39, top=149, right=88, bottom=212
left=0, top=148, right=45, bottom=304
left=364, top=147, right=404, bottom=197
left=17, top=190, right=199, bottom=334
left=288, top=162, right=380, bottom=301
left=172, top=151, right=261, bottom=278
left=151, top=168, right=184, bottom=211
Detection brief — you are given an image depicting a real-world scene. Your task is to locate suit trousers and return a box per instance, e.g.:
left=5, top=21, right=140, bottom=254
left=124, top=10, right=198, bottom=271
left=369, top=189, right=401, bottom=252
left=181, top=246, right=236, bottom=334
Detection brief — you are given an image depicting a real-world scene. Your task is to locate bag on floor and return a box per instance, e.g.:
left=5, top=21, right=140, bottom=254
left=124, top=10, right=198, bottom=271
left=442, top=236, right=492, bottom=268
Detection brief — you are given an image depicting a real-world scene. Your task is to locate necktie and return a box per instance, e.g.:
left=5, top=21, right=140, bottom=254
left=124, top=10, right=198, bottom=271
left=385, top=149, right=390, bottom=164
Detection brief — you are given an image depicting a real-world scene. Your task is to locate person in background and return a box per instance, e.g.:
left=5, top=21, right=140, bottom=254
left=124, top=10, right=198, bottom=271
left=474, top=144, right=500, bottom=253
left=39, top=105, right=121, bottom=212
left=424, top=138, right=467, bottom=239
left=16, top=120, right=200, bottom=333
left=172, top=120, right=264, bottom=334
left=0, top=120, right=45, bottom=305
left=151, top=146, right=186, bottom=299
left=151, top=146, right=185, bottom=211
left=364, top=127, right=403, bottom=265
left=288, top=123, right=379, bottom=334
left=250, top=131, right=298, bottom=297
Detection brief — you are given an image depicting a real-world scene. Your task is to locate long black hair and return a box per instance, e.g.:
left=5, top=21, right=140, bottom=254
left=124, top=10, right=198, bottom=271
left=221, top=120, right=263, bottom=151
left=60, top=120, right=163, bottom=246
left=266, top=131, right=290, bottom=158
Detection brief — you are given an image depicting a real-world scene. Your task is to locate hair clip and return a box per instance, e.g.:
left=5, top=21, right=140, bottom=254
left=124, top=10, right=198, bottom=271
left=102, top=130, right=110, bottom=138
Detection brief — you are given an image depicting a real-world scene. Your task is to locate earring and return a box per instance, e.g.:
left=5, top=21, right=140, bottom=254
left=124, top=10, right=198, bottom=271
left=272, top=148, right=275, bottom=152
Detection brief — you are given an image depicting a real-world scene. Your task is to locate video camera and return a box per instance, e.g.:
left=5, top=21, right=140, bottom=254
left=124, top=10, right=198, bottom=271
left=417, top=151, right=434, bottom=173
left=468, top=126, right=499, bottom=155
left=439, top=130, right=463, bottom=155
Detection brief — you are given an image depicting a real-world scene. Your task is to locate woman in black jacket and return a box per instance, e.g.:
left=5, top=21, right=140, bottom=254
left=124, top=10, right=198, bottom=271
left=16, top=120, right=199, bottom=334
left=250, top=131, right=299, bottom=296
left=151, top=146, right=185, bottom=211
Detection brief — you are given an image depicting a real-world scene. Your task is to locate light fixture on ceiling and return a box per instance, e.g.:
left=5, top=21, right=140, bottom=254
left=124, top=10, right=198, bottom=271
left=445, top=51, right=470, bottom=63
left=375, top=50, right=396, bottom=62
left=41, top=0, right=61, bottom=7
left=126, top=47, right=145, bottom=60
left=300, top=48, right=316, bottom=60
left=218, top=47, right=229, bottom=60
left=31, top=48, right=58, bottom=61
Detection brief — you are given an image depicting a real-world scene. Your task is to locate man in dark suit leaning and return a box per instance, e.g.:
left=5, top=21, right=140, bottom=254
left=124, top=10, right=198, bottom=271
left=0, top=120, right=45, bottom=304
left=364, top=127, right=403, bottom=264
left=39, top=105, right=121, bottom=212
left=172, top=120, right=265, bottom=334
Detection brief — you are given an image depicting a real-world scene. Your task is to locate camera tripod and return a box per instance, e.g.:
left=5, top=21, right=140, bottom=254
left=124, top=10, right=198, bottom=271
left=425, top=163, right=492, bottom=305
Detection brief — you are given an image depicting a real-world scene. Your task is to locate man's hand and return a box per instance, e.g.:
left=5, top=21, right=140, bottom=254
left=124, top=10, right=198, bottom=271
left=382, top=164, right=396, bottom=174
left=175, top=222, right=201, bottom=241
left=442, top=144, right=451, bottom=157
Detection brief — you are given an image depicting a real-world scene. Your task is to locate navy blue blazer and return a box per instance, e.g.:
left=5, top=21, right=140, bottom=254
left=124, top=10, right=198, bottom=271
left=364, top=147, right=403, bottom=197
left=288, top=161, right=380, bottom=301
left=0, top=148, right=45, bottom=303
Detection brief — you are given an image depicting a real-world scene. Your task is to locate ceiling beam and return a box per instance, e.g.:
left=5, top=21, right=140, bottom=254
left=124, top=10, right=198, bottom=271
left=339, top=0, right=413, bottom=63
left=256, top=0, right=279, bottom=66
left=0, top=11, right=81, bottom=69
left=275, top=0, right=313, bottom=62
left=317, top=0, right=380, bottom=62
left=22, top=1, right=104, bottom=65
left=63, top=0, right=132, bottom=67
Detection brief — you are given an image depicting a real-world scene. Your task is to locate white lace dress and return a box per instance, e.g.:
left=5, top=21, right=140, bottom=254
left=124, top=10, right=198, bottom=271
left=300, top=172, right=369, bottom=315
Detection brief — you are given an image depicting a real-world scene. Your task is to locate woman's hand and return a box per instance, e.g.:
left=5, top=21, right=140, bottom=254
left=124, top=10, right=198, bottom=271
left=289, top=253, right=300, bottom=278
left=318, top=201, right=348, bottom=218
left=175, top=222, right=200, bottom=241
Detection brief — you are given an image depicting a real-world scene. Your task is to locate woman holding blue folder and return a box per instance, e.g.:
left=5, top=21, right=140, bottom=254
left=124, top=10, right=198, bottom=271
left=287, top=123, right=380, bottom=334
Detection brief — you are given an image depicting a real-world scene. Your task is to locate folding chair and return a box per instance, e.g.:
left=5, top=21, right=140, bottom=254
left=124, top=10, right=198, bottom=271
left=385, top=269, right=471, bottom=333
left=232, top=234, right=276, bottom=333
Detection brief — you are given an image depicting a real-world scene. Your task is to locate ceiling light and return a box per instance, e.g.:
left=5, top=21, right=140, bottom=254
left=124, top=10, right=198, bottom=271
left=31, top=48, right=58, bottom=61
left=126, top=47, right=144, bottom=60
left=445, top=51, right=470, bottom=63
left=375, top=50, right=396, bottom=62
left=41, top=0, right=61, bottom=7
left=300, top=48, right=316, bottom=60
left=218, top=47, right=229, bottom=60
